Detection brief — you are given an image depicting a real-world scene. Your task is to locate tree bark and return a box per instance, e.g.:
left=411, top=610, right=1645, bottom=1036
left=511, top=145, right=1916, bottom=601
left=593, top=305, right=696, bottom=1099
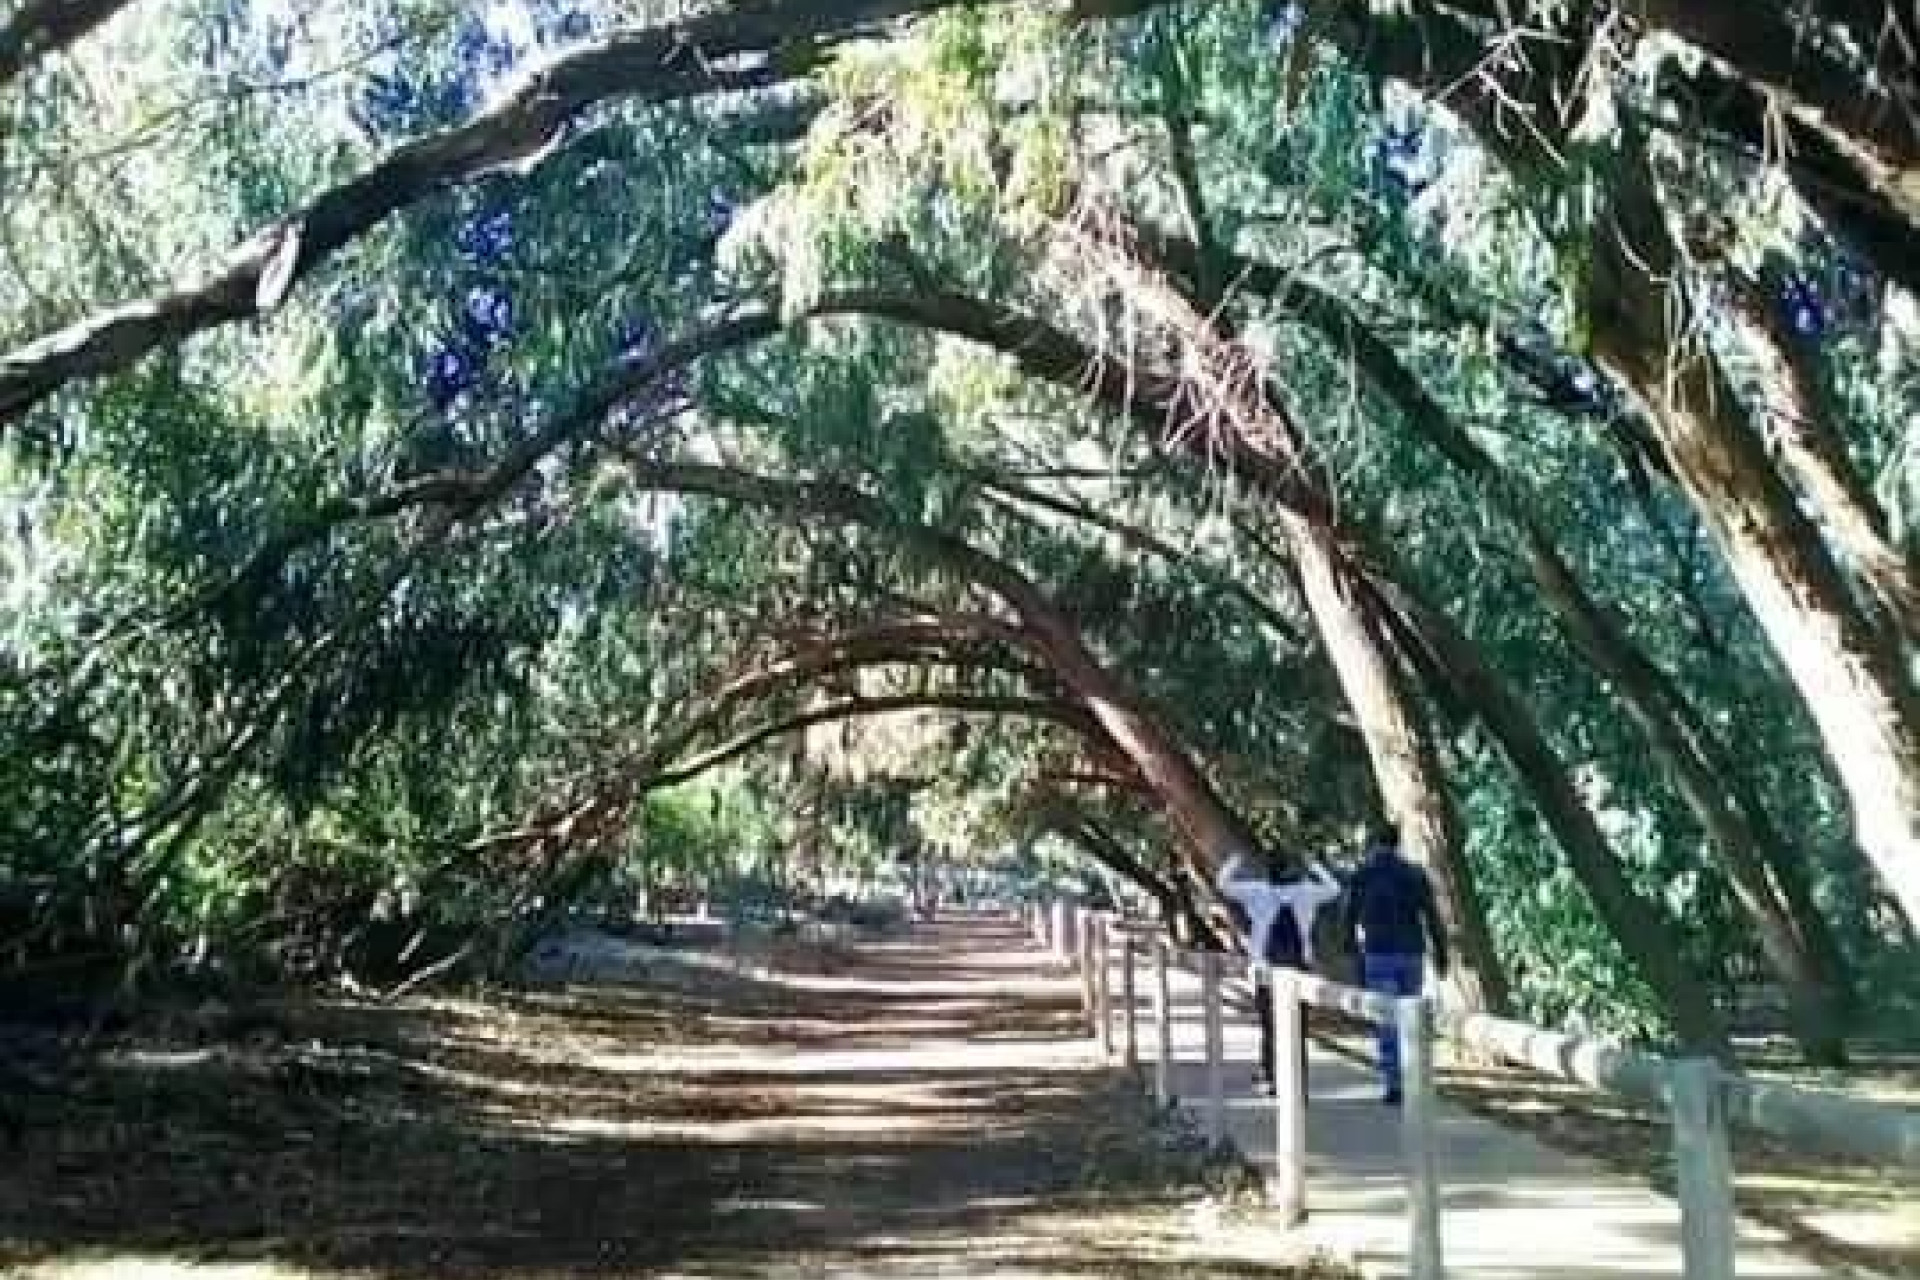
left=0, top=0, right=140, bottom=88
left=1375, top=575, right=1733, bottom=1055
left=1261, top=262, right=1854, bottom=1060
left=1310, top=0, right=1920, bottom=935
left=1521, top=529, right=1853, bottom=1060
left=1285, top=514, right=1510, bottom=1015
left=1725, top=274, right=1919, bottom=646
left=1586, top=145, right=1920, bottom=935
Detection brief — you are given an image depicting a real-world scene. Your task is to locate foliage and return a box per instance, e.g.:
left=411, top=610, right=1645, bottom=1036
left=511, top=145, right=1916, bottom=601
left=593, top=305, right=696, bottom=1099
left=0, top=0, right=1914, bottom=1051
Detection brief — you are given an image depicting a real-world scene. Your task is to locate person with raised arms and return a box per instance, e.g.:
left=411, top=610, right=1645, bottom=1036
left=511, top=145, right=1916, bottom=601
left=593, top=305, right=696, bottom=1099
left=1216, top=847, right=1343, bottom=1098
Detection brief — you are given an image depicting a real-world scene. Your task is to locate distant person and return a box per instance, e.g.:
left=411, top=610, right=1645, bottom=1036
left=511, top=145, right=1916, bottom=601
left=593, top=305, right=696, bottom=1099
left=1216, top=851, right=1342, bottom=1097
left=1341, top=819, right=1449, bottom=1105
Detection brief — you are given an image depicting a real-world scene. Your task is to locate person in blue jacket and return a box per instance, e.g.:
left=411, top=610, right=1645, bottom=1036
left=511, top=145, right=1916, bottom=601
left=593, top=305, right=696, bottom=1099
left=1341, top=819, right=1450, bottom=1105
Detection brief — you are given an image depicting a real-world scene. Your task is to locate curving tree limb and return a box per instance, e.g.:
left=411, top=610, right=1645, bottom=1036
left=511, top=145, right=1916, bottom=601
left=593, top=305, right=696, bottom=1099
left=0, top=0, right=1182, bottom=423
left=0, top=0, right=141, bottom=90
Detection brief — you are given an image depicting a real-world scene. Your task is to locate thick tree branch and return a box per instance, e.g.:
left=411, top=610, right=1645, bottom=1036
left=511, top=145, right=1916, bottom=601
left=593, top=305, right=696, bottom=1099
left=612, top=453, right=1271, bottom=874
left=0, top=0, right=1188, bottom=421
left=0, top=0, right=138, bottom=90
left=179, top=281, right=1325, bottom=624
left=468, top=680, right=1099, bottom=862
left=976, top=472, right=1310, bottom=650
left=647, top=692, right=1094, bottom=791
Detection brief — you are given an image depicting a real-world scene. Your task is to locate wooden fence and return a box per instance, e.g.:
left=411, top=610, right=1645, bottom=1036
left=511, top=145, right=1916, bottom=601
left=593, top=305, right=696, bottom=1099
left=1024, top=901, right=1920, bottom=1280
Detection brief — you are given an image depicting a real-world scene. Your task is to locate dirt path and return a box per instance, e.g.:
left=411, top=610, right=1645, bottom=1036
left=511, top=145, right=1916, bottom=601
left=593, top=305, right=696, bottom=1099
left=0, top=913, right=1339, bottom=1279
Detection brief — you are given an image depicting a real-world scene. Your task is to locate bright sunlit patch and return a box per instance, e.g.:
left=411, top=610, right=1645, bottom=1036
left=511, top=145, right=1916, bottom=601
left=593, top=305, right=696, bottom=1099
left=21, top=1256, right=326, bottom=1280
left=577, top=1038, right=1095, bottom=1076
left=109, top=1048, right=219, bottom=1070
left=714, top=1197, right=825, bottom=1213
left=1798, top=1208, right=1920, bottom=1250
left=537, top=1110, right=942, bottom=1140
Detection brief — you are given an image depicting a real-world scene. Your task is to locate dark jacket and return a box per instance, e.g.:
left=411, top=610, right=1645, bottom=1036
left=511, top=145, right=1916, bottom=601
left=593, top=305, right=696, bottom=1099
left=1342, top=846, right=1449, bottom=969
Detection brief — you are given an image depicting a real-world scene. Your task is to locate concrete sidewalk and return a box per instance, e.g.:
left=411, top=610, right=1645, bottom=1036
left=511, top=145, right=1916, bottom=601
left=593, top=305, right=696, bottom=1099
left=1098, top=943, right=1835, bottom=1280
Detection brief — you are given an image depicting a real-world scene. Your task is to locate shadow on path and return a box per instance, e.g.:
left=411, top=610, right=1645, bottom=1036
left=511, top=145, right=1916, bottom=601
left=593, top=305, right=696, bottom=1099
left=0, top=914, right=1339, bottom=1280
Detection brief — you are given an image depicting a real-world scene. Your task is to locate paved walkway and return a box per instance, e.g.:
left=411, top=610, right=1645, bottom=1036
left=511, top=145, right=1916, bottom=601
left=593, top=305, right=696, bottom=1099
left=1077, top=931, right=1836, bottom=1280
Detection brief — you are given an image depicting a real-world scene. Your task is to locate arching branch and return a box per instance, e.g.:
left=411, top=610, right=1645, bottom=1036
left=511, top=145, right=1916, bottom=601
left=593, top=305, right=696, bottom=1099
left=1021, top=792, right=1213, bottom=944
left=612, top=453, right=1270, bottom=875
left=466, top=687, right=1100, bottom=863
left=0, top=0, right=139, bottom=90
left=0, top=0, right=1187, bottom=422
left=647, top=691, right=1094, bottom=791
left=976, top=472, right=1310, bottom=651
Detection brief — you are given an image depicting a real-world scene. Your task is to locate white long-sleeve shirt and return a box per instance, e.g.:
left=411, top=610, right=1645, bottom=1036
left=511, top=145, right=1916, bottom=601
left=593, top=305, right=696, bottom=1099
left=1216, top=853, right=1343, bottom=967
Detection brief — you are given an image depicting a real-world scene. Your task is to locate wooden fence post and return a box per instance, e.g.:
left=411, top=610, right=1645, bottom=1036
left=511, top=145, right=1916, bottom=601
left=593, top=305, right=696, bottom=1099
left=1052, top=900, right=1069, bottom=961
left=1154, top=938, right=1174, bottom=1105
left=1398, top=996, right=1444, bottom=1280
left=1095, top=916, right=1114, bottom=1056
left=1272, top=969, right=1306, bottom=1225
left=1670, top=1058, right=1735, bottom=1280
left=1078, top=909, right=1096, bottom=1028
left=1203, top=950, right=1225, bottom=1149
left=1122, top=932, right=1139, bottom=1070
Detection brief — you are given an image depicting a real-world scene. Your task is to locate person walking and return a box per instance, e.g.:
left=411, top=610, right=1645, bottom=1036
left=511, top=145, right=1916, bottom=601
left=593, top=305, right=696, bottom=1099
left=1216, top=851, right=1342, bottom=1096
left=1341, top=819, right=1449, bottom=1105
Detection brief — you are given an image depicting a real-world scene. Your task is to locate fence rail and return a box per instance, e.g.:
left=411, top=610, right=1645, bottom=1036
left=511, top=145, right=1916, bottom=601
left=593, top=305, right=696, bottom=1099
left=1023, top=900, right=1920, bottom=1280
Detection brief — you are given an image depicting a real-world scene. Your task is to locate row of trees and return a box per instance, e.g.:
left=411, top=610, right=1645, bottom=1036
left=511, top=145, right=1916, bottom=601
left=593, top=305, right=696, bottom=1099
left=0, top=0, right=1913, bottom=1058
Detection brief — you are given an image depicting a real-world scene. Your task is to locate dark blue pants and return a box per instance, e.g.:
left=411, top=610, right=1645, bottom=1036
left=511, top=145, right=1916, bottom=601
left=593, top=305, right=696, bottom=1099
left=1362, top=953, right=1423, bottom=1096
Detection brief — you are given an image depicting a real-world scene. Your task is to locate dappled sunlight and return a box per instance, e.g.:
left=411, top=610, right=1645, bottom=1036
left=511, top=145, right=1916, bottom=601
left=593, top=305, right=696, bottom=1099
left=20, top=1255, right=324, bottom=1280
left=536, top=1107, right=949, bottom=1141
left=2, top=918, right=1336, bottom=1280
left=1297, top=1017, right=1920, bottom=1277
left=576, top=1038, right=1094, bottom=1076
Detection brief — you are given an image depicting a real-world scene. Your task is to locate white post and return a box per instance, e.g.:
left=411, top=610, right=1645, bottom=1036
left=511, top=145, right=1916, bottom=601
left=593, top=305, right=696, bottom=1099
left=1095, top=915, right=1114, bottom=1056
left=1052, top=900, right=1070, bottom=961
left=1154, top=938, right=1174, bottom=1105
left=1670, top=1058, right=1736, bottom=1280
left=1272, top=969, right=1306, bottom=1224
left=1203, top=950, right=1226, bottom=1149
left=1078, top=909, right=1096, bottom=1027
left=1122, top=933, right=1139, bottom=1070
left=1398, top=997, right=1444, bottom=1280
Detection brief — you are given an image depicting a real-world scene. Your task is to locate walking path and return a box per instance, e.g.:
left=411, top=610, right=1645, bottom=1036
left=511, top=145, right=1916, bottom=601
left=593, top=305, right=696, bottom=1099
left=0, top=913, right=1323, bottom=1280
left=1105, top=941, right=1838, bottom=1280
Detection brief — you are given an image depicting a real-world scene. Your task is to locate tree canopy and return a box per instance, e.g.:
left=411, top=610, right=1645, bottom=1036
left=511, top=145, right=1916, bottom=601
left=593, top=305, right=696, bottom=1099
left=1, top=0, right=1915, bottom=1059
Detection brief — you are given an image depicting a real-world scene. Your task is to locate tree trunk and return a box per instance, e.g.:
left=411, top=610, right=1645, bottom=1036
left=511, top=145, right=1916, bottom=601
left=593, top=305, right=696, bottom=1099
left=1006, top=578, right=1270, bottom=875
left=1725, top=276, right=1919, bottom=646
left=1377, top=575, right=1733, bottom=1056
left=1285, top=514, right=1510, bottom=1015
left=1259, top=262, right=1854, bottom=1057
left=1587, top=147, right=1920, bottom=935
left=1053, top=810, right=1211, bottom=943
left=1311, top=0, right=1920, bottom=937
left=1050, top=216, right=1513, bottom=1012
left=620, top=459, right=1272, bottom=884
left=1521, top=528, right=1853, bottom=1061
